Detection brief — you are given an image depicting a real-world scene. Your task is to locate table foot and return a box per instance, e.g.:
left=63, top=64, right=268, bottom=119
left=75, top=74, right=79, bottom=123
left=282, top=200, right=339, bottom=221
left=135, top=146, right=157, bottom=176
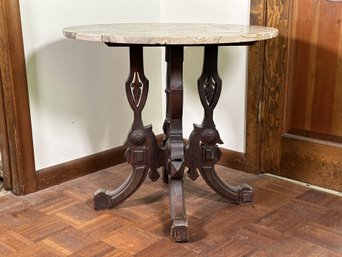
left=171, top=219, right=189, bottom=243
left=169, top=178, right=189, bottom=242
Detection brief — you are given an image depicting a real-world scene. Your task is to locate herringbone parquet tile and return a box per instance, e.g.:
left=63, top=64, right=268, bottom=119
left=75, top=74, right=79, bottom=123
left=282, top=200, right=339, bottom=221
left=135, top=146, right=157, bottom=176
left=0, top=163, right=341, bottom=256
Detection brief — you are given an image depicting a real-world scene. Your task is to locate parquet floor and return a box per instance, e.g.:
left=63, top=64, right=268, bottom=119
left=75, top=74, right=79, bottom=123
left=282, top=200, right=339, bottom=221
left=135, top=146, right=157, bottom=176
left=0, top=163, right=341, bottom=256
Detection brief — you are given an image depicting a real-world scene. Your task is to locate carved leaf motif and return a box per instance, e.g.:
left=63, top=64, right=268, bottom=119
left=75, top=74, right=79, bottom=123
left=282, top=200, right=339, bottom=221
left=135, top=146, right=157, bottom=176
left=131, top=72, right=143, bottom=106
left=204, top=73, right=216, bottom=105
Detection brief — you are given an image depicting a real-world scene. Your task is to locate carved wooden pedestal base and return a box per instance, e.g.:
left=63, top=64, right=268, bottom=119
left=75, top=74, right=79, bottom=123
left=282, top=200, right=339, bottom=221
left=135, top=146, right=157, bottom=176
left=94, top=45, right=253, bottom=243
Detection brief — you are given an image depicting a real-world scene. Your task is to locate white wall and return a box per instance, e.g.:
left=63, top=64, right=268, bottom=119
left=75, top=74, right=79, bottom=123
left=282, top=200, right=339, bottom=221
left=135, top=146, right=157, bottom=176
left=161, top=0, right=250, bottom=152
left=19, top=0, right=250, bottom=169
left=19, top=0, right=162, bottom=169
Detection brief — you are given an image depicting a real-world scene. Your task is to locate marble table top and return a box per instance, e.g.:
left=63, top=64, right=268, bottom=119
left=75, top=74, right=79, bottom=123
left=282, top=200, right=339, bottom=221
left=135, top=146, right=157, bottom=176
left=63, top=23, right=278, bottom=45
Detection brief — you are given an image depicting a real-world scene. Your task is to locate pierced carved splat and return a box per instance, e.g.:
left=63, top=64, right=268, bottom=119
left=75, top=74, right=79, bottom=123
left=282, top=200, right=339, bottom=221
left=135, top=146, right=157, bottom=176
left=185, top=45, right=253, bottom=204
left=204, top=72, right=217, bottom=106
left=94, top=46, right=163, bottom=210
left=130, top=72, right=144, bottom=107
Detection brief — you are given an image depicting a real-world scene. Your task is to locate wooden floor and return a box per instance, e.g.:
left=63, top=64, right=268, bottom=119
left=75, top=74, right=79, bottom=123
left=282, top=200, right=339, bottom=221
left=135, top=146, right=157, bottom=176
left=0, top=164, right=341, bottom=256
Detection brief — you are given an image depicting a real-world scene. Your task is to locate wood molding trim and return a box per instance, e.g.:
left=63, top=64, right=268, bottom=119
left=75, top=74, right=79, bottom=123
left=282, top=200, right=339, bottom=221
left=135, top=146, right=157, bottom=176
left=35, top=135, right=245, bottom=190
left=37, top=146, right=126, bottom=190
left=0, top=0, right=37, bottom=194
left=37, top=134, right=164, bottom=190
left=281, top=134, right=342, bottom=191
left=218, top=148, right=246, bottom=172
left=0, top=69, right=12, bottom=189
left=246, top=0, right=267, bottom=174
left=259, top=0, right=291, bottom=174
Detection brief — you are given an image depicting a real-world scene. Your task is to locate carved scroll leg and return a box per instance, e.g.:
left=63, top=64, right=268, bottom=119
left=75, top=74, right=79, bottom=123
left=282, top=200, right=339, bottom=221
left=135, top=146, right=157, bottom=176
left=94, top=165, right=148, bottom=210
left=94, top=46, right=151, bottom=210
left=200, top=134, right=253, bottom=204
left=194, top=45, right=253, bottom=204
left=200, top=166, right=253, bottom=204
left=167, top=46, right=188, bottom=242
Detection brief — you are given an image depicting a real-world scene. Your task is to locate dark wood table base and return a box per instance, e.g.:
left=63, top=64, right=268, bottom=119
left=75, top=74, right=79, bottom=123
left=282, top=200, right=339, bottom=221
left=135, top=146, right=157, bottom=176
left=94, top=45, right=253, bottom=243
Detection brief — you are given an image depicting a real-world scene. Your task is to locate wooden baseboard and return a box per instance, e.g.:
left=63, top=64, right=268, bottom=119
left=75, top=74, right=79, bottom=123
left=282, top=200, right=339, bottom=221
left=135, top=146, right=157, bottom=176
left=35, top=134, right=246, bottom=191
left=36, top=134, right=164, bottom=191
left=281, top=134, right=342, bottom=191
left=218, top=148, right=247, bottom=171
left=36, top=146, right=126, bottom=190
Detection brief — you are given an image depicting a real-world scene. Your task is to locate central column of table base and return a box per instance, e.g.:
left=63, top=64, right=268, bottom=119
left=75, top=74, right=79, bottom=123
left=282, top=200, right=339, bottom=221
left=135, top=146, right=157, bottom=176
left=164, top=46, right=188, bottom=242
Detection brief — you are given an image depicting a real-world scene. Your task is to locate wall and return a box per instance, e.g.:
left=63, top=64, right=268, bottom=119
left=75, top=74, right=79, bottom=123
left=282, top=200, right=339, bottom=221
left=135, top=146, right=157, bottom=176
left=161, top=0, right=250, bottom=152
left=19, top=0, right=250, bottom=169
left=19, top=0, right=162, bottom=169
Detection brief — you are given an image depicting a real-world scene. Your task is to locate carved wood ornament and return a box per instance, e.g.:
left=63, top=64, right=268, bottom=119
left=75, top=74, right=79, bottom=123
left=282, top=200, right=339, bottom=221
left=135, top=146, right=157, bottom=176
left=94, top=45, right=253, bottom=242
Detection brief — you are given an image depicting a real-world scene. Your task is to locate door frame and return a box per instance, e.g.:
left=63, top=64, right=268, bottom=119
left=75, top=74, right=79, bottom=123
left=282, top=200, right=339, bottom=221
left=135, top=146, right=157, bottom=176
left=0, top=0, right=37, bottom=194
left=250, top=0, right=291, bottom=174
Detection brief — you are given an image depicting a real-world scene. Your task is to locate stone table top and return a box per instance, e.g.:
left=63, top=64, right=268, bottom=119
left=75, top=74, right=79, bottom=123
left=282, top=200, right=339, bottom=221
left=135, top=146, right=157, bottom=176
left=63, top=23, right=278, bottom=45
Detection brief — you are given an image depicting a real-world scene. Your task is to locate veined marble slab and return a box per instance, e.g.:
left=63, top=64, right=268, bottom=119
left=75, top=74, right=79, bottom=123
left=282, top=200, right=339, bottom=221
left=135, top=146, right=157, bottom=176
left=63, top=23, right=278, bottom=45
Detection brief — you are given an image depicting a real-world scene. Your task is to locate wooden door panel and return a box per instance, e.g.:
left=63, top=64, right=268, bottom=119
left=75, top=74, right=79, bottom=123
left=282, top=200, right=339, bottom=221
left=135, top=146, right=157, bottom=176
left=311, top=1, right=341, bottom=135
left=289, top=0, right=319, bottom=133
left=290, top=0, right=342, bottom=139
left=281, top=0, right=342, bottom=191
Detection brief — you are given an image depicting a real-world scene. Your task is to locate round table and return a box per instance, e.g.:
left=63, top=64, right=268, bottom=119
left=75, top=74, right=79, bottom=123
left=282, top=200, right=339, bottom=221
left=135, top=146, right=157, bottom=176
left=63, top=23, right=278, bottom=242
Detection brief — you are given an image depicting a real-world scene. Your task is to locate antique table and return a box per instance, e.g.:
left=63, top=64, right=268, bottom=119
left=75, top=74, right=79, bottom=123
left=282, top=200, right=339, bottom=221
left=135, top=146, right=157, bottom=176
left=63, top=23, right=278, bottom=242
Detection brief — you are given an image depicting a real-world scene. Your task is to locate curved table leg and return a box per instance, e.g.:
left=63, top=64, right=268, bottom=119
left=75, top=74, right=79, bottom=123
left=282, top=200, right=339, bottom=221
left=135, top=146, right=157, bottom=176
left=94, top=165, right=148, bottom=210
left=166, top=46, right=188, bottom=242
left=185, top=45, right=253, bottom=204
left=94, top=46, right=163, bottom=210
left=199, top=166, right=253, bottom=204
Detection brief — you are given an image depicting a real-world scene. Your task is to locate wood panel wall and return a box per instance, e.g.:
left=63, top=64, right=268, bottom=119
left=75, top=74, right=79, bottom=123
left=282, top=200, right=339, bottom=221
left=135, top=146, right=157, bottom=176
left=289, top=0, right=342, bottom=140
